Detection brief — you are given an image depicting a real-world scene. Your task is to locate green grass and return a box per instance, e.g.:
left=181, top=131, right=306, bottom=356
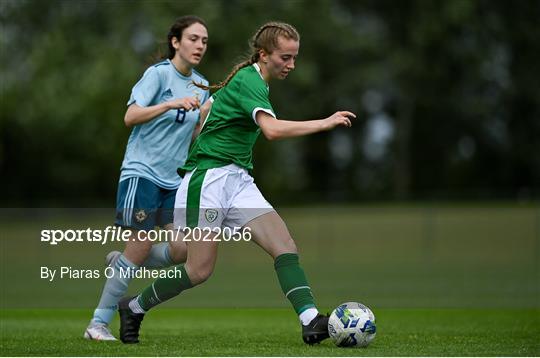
left=1, top=308, right=539, bottom=356
left=1, top=205, right=539, bottom=355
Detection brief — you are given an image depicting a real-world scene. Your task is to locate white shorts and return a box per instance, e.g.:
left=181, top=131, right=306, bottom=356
left=174, top=164, right=274, bottom=230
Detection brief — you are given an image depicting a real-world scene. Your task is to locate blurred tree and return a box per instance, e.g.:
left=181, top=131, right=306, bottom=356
left=0, top=0, right=538, bottom=206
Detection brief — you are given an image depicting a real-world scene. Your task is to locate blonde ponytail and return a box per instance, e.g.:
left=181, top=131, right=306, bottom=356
left=194, top=21, right=299, bottom=91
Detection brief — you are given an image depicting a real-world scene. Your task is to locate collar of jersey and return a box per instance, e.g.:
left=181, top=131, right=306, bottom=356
left=168, top=59, right=192, bottom=79
left=252, top=63, right=269, bottom=89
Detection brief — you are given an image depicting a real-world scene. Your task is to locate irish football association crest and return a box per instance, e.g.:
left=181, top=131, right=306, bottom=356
left=205, top=209, right=218, bottom=223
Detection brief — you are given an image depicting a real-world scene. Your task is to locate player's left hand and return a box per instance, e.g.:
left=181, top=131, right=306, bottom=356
left=323, top=111, right=356, bottom=130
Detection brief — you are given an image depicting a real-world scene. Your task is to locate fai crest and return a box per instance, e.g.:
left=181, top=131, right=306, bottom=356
left=205, top=209, right=218, bottom=223
left=135, top=209, right=147, bottom=222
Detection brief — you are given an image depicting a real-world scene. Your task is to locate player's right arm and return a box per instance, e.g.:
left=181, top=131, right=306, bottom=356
left=124, top=66, right=201, bottom=127
left=124, top=97, right=200, bottom=127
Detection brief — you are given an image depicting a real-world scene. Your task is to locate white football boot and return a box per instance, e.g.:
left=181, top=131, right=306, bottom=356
left=84, top=321, right=117, bottom=341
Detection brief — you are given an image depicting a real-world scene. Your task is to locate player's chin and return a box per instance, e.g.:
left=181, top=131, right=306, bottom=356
left=278, top=72, right=289, bottom=79
left=190, top=56, right=202, bottom=65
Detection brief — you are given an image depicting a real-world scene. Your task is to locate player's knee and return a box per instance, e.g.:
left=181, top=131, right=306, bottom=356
left=168, top=242, right=187, bottom=264
left=124, top=237, right=153, bottom=265
left=186, top=264, right=214, bottom=285
left=129, top=234, right=153, bottom=249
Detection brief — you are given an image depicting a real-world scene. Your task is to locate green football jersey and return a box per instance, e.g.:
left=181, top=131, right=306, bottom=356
left=181, top=64, right=275, bottom=173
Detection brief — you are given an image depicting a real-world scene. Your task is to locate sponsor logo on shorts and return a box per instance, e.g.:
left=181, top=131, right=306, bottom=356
left=135, top=210, right=147, bottom=223
left=205, top=209, right=218, bottom=223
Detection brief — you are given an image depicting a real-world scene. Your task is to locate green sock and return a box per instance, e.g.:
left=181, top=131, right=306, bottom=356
left=137, top=265, right=193, bottom=311
left=274, top=253, right=316, bottom=314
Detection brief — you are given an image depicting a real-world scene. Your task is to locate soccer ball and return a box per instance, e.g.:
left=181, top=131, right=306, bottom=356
left=328, top=302, right=376, bottom=347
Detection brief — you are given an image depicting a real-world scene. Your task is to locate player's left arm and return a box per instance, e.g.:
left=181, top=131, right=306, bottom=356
left=238, top=80, right=354, bottom=140
left=257, top=111, right=355, bottom=141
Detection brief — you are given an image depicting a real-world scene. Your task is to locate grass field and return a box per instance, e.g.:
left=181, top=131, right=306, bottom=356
left=1, top=308, right=539, bottom=356
left=1, top=205, right=539, bottom=355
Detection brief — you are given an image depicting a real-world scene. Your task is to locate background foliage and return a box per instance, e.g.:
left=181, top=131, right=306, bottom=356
left=1, top=0, right=539, bottom=206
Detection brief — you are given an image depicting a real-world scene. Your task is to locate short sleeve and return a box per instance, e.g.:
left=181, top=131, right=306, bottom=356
left=208, top=88, right=222, bottom=103
left=238, top=80, right=275, bottom=125
left=127, top=67, right=161, bottom=107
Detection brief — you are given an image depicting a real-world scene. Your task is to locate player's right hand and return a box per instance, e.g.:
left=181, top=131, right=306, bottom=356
left=323, top=111, right=356, bottom=130
left=168, top=96, right=201, bottom=111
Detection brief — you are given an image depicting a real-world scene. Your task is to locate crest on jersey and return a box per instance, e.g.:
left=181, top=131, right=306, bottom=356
left=205, top=209, right=218, bottom=223
left=135, top=209, right=147, bottom=223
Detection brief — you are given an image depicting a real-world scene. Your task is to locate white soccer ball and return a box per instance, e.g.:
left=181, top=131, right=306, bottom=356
left=328, top=302, right=376, bottom=347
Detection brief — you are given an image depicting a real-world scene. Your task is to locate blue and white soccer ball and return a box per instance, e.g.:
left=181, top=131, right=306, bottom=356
left=328, top=302, right=376, bottom=347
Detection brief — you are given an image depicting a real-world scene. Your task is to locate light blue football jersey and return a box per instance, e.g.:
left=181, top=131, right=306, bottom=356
left=120, top=59, right=209, bottom=189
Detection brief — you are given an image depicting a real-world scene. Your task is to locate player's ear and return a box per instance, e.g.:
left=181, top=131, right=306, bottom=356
left=171, top=36, right=181, bottom=51
left=259, top=49, right=269, bottom=64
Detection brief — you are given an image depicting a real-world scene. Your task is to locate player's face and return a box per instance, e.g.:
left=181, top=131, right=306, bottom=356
left=266, top=36, right=299, bottom=80
left=177, top=22, right=208, bottom=67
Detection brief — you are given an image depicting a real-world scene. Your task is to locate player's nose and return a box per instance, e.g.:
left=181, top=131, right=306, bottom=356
left=287, top=59, right=295, bottom=70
